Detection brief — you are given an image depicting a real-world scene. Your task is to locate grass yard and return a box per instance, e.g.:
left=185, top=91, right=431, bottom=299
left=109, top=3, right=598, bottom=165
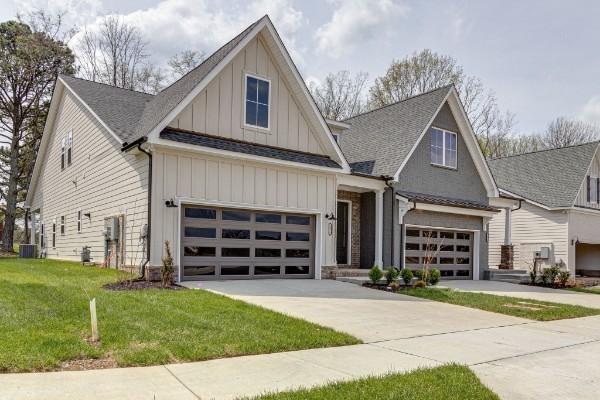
left=400, top=287, right=600, bottom=321
left=567, top=287, right=600, bottom=295
left=0, top=258, right=359, bottom=372
left=248, top=365, right=499, bottom=400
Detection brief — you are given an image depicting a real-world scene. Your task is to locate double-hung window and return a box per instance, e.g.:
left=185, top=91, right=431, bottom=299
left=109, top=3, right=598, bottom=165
left=67, top=130, right=73, bottom=166
left=52, top=220, right=56, bottom=248
left=77, top=210, right=82, bottom=233
left=588, top=176, right=599, bottom=203
left=61, top=131, right=73, bottom=169
left=431, top=127, right=457, bottom=169
left=61, top=138, right=66, bottom=169
left=60, top=216, right=65, bottom=235
left=245, top=74, right=270, bottom=129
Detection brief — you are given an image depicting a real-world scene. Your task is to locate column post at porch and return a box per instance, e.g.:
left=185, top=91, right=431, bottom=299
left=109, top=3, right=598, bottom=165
left=504, top=207, right=512, bottom=245
left=374, top=189, right=384, bottom=268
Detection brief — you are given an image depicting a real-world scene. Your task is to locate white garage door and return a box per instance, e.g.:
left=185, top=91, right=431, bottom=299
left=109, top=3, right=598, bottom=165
left=404, top=227, right=473, bottom=279
left=181, top=205, right=315, bottom=280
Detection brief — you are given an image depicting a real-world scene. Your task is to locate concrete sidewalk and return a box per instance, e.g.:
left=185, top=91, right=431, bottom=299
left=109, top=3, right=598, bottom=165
left=443, top=280, right=600, bottom=308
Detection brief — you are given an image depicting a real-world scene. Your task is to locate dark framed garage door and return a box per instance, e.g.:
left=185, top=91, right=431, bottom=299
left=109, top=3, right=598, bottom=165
left=404, top=227, right=473, bottom=279
left=181, top=205, right=315, bottom=280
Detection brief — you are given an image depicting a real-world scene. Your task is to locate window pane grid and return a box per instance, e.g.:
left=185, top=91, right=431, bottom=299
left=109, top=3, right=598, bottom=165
left=245, top=76, right=269, bottom=129
left=431, top=128, right=457, bottom=168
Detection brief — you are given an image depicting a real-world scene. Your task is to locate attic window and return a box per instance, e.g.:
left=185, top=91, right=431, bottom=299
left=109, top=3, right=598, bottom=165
left=245, top=74, right=270, bottom=130
left=431, top=127, right=457, bottom=169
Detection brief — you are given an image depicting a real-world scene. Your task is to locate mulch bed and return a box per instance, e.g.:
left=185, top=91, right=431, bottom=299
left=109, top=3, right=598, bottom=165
left=103, top=279, right=185, bottom=291
left=362, top=282, right=415, bottom=292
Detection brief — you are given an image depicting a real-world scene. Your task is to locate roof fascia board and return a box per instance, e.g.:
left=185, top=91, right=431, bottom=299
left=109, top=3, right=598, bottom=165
left=392, top=89, right=451, bottom=181
left=59, top=77, right=124, bottom=145
left=568, top=206, right=600, bottom=216
left=146, top=19, right=266, bottom=141
left=411, top=202, right=498, bottom=218
left=149, top=136, right=343, bottom=174
left=25, top=82, right=65, bottom=206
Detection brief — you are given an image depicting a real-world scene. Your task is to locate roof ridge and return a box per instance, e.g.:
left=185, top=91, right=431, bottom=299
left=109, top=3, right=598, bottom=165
left=343, top=84, right=454, bottom=122
left=59, top=74, right=155, bottom=97
left=489, top=140, right=600, bottom=161
left=156, top=16, right=264, bottom=95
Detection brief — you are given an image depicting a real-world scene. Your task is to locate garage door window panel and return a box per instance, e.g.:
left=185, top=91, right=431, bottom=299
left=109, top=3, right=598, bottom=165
left=255, top=266, right=281, bottom=275
left=256, top=231, right=282, bottom=240
left=255, top=248, right=282, bottom=257
left=286, top=215, right=310, bottom=225
left=184, top=265, right=216, bottom=276
left=222, top=210, right=251, bottom=221
left=220, top=265, right=250, bottom=275
left=222, top=229, right=251, bottom=239
left=185, top=227, right=217, bottom=238
left=286, top=232, right=310, bottom=241
left=221, top=248, right=250, bottom=257
left=285, top=265, right=310, bottom=275
left=184, top=246, right=216, bottom=257
left=256, top=213, right=281, bottom=223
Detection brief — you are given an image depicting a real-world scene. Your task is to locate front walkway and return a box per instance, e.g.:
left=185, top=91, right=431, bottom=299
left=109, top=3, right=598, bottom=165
left=2, top=280, right=600, bottom=400
left=443, top=279, right=600, bottom=308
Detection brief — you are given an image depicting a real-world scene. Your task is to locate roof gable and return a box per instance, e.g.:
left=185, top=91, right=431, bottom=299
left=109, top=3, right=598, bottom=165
left=488, top=141, right=600, bottom=208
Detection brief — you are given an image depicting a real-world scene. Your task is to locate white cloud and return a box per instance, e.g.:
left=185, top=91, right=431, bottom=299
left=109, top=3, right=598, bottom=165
left=579, top=95, right=600, bottom=125
left=15, top=0, right=103, bottom=28
left=315, top=0, right=409, bottom=58
left=70, top=0, right=306, bottom=67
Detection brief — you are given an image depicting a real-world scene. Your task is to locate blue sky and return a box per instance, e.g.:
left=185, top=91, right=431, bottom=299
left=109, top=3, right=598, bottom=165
left=3, top=0, right=600, bottom=133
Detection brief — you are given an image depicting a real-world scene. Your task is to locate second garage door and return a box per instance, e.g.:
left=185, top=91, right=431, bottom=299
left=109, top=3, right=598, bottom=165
left=180, top=205, right=315, bottom=280
left=404, top=227, right=473, bottom=279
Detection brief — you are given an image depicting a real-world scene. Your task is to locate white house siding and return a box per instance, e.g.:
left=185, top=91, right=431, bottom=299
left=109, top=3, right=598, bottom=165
left=150, top=147, right=337, bottom=277
left=574, top=147, right=600, bottom=209
left=168, top=34, right=325, bottom=155
left=488, top=202, right=569, bottom=270
left=29, top=89, right=148, bottom=266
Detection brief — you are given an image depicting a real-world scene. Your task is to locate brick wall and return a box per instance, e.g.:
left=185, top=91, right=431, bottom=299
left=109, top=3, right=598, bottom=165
left=337, top=190, right=361, bottom=267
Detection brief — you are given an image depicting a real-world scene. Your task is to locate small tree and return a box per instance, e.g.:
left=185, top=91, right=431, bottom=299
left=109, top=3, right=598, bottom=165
left=400, top=268, right=413, bottom=285
left=161, top=241, right=175, bottom=287
left=384, top=267, right=399, bottom=285
left=368, top=266, right=383, bottom=284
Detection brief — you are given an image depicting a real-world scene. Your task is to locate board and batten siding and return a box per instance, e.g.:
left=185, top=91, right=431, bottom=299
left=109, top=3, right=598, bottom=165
left=574, top=148, right=600, bottom=209
left=168, top=34, right=325, bottom=155
left=29, top=89, right=148, bottom=265
left=488, top=202, right=569, bottom=270
left=150, top=148, right=337, bottom=274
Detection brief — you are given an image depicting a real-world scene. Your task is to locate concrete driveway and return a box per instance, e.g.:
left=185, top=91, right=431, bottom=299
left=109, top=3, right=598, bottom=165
left=194, top=279, right=600, bottom=400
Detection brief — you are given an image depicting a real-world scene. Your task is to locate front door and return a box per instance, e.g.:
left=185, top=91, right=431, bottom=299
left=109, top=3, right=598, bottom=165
left=336, top=201, right=349, bottom=264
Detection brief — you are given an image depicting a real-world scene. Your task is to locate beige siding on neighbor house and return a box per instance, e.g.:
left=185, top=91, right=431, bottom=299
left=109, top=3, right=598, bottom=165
left=575, top=148, right=600, bottom=209
left=488, top=202, right=569, bottom=270
left=29, top=89, right=148, bottom=265
left=150, top=148, right=337, bottom=274
left=168, top=34, right=324, bottom=155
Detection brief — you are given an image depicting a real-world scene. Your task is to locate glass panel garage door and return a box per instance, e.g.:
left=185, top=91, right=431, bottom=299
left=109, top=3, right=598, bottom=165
left=181, top=206, right=315, bottom=280
left=404, top=227, right=473, bottom=279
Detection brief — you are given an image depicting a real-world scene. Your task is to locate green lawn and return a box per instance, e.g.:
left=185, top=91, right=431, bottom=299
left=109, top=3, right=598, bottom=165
left=567, top=287, right=600, bottom=295
left=400, top=287, right=600, bottom=321
left=0, top=258, right=359, bottom=372
left=248, top=365, right=499, bottom=400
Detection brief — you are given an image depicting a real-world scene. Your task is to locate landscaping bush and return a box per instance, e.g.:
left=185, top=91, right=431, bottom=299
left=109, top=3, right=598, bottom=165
left=400, top=268, right=414, bottom=285
left=547, top=264, right=561, bottom=285
left=540, top=268, right=553, bottom=286
left=161, top=241, right=175, bottom=287
left=389, top=282, right=399, bottom=291
left=558, top=270, right=571, bottom=287
left=529, top=268, right=538, bottom=285
left=414, top=280, right=427, bottom=288
left=369, top=266, right=383, bottom=284
left=384, top=267, right=399, bottom=285
left=428, top=268, right=441, bottom=286
left=414, top=269, right=428, bottom=282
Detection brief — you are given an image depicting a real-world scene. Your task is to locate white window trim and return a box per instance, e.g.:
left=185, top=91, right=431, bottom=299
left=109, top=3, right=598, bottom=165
left=60, top=215, right=65, bottom=236
left=77, top=209, right=82, bottom=233
left=430, top=126, right=457, bottom=169
left=243, top=72, right=271, bottom=132
left=67, top=130, right=73, bottom=166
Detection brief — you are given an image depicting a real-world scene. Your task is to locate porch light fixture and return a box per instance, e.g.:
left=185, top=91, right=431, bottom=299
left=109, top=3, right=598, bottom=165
left=165, top=199, right=178, bottom=208
left=84, top=212, right=91, bottom=219
left=325, top=213, right=336, bottom=221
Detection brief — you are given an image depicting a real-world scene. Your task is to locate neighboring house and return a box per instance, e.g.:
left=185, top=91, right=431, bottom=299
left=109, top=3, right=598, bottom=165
left=336, top=87, right=500, bottom=280
left=488, top=142, right=600, bottom=277
left=25, top=15, right=499, bottom=282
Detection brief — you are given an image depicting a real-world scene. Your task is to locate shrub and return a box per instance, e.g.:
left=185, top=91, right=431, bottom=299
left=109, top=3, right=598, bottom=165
left=161, top=241, right=175, bottom=287
left=400, top=268, right=414, bottom=285
left=369, top=266, right=383, bottom=284
left=529, top=268, right=538, bottom=285
left=384, top=267, right=399, bottom=284
left=558, top=270, right=571, bottom=287
left=540, top=268, right=553, bottom=286
left=389, top=282, right=399, bottom=291
left=547, top=264, right=561, bottom=285
left=428, top=268, right=441, bottom=286
left=414, top=280, right=427, bottom=288
left=414, top=269, right=428, bottom=282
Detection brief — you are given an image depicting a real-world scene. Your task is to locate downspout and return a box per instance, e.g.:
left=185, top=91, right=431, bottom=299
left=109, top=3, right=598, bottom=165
left=137, top=142, right=152, bottom=279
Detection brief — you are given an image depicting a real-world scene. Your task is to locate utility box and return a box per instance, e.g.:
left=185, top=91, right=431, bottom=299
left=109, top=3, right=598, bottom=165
left=534, top=247, right=550, bottom=259
left=19, top=244, right=37, bottom=258
left=104, top=217, right=120, bottom=241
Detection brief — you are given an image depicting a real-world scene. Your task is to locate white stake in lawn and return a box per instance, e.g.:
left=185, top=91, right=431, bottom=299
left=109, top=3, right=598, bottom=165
left=90, top=298, right=99, bottom=342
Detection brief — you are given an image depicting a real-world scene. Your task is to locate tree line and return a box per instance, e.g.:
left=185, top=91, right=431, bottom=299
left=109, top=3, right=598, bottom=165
left=0, top=9, right=598, bottom=253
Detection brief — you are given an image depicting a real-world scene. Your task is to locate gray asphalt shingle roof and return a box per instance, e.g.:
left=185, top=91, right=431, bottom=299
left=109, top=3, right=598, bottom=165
left=160, top=129, right=342, bottom=168
left=397, top=190, right=498, bottom=212
left=340, top=85, right=453, bottom=177
left=488, top=141, right=599, bottom=208
left=59, top=75, right=154, bottom=141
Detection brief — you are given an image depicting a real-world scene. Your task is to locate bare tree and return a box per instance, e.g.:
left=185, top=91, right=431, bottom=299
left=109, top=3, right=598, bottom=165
left=76, top=16, right=148, bottom=90
left=135, top=65, right=166, bottom=94
left=540, top=117, right=600, bottom=149
left=369, top=49, right=513, bottom=153
left=309, top=71, right=368, bottom=120
left=168, top=50, right=205, bottom=80
left=17, top=8, right=77, bottom=43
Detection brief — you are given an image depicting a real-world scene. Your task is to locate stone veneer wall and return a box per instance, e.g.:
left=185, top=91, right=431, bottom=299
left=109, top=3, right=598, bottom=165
left=337, top=190, right=361, bottom=268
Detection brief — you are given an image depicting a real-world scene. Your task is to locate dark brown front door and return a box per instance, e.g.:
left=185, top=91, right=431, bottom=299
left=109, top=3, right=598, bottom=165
left=336, top=201, right=349, bottom=264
